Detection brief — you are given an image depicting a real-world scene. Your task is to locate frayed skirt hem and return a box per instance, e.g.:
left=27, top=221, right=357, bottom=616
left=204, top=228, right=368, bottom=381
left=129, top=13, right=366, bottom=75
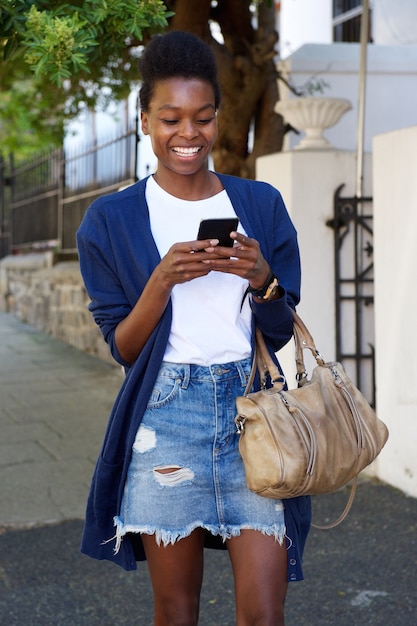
left=106, top=517, right=286, bottom=555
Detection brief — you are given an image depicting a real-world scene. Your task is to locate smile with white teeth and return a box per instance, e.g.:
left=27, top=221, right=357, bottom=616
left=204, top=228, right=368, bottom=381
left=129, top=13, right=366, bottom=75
left=172, top=147, right=201, bottom=155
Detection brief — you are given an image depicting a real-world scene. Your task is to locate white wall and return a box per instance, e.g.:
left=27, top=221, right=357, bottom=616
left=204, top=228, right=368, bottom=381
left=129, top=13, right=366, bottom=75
left=373, top=126, right=417, bottom=498
left=279, top=0, right=332, bottom=59
left=278, top=43, right=417, bottom=153
left=373, top=0, right=417, bottom=45
left=256, top=148, right=372, bottom=390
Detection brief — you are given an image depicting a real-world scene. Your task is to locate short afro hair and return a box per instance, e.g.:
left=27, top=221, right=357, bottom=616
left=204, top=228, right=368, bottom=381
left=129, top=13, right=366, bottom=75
left=139, top=30, right=221, bottom=111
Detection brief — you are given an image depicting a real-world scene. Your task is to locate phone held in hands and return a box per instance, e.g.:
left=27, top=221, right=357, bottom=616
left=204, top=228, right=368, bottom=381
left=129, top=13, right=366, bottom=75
left=197, top=217, right=239, bottom=248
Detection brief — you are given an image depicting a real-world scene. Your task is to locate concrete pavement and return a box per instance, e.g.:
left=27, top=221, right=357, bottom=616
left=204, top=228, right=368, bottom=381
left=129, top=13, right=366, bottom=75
left=0, top=312, right=416, bottom=625
left=0, top=312, right=123, bottom=527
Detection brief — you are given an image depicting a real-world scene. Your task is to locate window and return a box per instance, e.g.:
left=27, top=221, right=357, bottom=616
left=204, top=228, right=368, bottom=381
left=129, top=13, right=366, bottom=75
left=333, top=0, right=362, bottom=17
left=333, top=1, right=372, bottom=43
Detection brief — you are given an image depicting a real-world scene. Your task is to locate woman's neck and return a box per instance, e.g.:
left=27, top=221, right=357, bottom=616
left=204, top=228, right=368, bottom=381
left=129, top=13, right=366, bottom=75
left=152, top=170, right=223, bottom=201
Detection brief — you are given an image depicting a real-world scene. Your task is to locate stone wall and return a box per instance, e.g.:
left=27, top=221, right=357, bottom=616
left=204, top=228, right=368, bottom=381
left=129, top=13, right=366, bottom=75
left=0, top=253, right=114, bottom=366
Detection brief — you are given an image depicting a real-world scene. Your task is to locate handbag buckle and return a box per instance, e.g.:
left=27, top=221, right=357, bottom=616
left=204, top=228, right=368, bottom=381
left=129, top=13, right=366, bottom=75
left=296, top=371, right=308, bottom=382
left=314, top=350, right=325, bottom=366
left=235, top=416, right=246, bottom=434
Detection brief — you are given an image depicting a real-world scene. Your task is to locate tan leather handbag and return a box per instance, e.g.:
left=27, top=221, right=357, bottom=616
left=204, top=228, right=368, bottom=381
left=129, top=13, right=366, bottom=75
left=235, top=310, right=388, bottom=524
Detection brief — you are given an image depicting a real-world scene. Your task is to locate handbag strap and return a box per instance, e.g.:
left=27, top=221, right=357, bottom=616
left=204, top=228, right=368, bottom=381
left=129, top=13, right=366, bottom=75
left=247, top=310, right=325, bottom=393
left=311, top=477, right=358, bottom=530
left=292, top=310, right=325, bottom=383
left=243, top=327, right=284, bottom=396
left=244, top=343, right=258, bottom=396
left=255, top=327, right=282, bottom=383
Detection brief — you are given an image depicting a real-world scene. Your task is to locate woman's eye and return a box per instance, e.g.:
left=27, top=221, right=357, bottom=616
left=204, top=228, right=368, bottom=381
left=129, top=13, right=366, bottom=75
left=196, top=118, right=214, bottom=125
left=160, top=116, right=215, bottom=127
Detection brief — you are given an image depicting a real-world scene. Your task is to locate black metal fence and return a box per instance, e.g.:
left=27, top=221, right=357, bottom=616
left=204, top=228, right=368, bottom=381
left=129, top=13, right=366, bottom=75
left=327, top=184, right=375, bottom=407
left=0, top=126, right=138, bottom=259
left=0, top=158, right=9, bottom=259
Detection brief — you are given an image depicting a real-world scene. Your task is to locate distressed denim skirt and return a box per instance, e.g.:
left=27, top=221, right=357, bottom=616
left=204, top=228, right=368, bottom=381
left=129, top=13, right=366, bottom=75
left=113, top=358, right=285, bottom=551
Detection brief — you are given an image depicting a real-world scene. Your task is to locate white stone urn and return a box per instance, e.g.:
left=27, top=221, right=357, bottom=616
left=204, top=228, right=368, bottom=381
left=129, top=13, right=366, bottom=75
left=275, top=97, right=352, bottom=150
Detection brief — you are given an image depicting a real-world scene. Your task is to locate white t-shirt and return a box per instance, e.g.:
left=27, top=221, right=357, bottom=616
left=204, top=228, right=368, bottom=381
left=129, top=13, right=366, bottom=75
left=146, top=175, right=252, bottom=365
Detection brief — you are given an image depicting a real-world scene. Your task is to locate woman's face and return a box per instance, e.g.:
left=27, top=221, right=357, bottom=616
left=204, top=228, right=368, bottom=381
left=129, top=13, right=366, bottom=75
left=141, top=77, right=218, bottom=179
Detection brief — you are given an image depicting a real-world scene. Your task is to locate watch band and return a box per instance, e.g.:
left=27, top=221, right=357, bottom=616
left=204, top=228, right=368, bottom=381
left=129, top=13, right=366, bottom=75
left=247, top=269, right=279, bottom=300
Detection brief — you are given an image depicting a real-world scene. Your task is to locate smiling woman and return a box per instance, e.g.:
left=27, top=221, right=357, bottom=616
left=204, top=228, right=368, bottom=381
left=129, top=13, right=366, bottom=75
left=76, top=30, right=311, bottom=626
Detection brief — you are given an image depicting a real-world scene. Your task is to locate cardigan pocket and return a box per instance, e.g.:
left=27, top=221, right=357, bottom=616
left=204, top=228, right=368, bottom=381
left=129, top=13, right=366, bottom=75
left=93, top=454, right=124, bottom=527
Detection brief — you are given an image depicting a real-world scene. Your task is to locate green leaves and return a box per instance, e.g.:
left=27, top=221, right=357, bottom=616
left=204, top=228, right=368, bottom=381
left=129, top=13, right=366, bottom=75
left=0, top=0, right=172, bottom=159
left=23, top=6, right=97, bottom=84
left=1, top=1, right=172, bottom=86
left=0, top=76, right=66, bottom=159
left=89, top=0, right=172, bottom=40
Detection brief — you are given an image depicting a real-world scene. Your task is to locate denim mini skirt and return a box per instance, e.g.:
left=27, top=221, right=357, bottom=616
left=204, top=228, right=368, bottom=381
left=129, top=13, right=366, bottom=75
left=113, top=358, right=285, bottom=551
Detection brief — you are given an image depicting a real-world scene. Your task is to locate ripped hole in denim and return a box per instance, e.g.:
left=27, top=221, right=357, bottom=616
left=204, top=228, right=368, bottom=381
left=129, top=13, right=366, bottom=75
left=153, top=466, right=195, bottom=486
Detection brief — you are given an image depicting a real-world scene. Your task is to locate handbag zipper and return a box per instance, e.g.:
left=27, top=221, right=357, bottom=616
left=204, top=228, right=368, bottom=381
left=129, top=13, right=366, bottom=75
left=330, top=367, right=364, bottom=452
left=279, top=393, right=317, bottom=475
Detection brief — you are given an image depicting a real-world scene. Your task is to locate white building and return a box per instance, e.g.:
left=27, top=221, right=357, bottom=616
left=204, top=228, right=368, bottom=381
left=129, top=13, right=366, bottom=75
left=261, top=0, right=417, bottom=499
left=279, top=0, right=417, bottom=57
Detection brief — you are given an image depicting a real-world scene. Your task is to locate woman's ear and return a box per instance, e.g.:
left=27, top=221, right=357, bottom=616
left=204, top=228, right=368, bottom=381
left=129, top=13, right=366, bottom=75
left=141, top=110, right=149, bottom=135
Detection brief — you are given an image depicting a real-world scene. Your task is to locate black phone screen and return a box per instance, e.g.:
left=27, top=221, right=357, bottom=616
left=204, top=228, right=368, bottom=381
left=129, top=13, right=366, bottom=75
left=197, top=217, right=239, bottom=247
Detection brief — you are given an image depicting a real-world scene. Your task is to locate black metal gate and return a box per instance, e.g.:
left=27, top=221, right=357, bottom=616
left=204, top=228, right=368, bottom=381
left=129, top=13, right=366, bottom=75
left=327, top=184, right=375, bottom=407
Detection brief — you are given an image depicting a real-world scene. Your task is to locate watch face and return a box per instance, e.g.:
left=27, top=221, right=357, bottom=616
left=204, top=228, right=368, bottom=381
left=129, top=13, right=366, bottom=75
left=263, top=277, right=279, bottom=300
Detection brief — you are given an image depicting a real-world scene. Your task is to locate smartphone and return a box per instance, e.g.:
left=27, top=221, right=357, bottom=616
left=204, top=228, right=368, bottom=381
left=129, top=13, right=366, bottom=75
left=197, top=217, right=239, bottom=247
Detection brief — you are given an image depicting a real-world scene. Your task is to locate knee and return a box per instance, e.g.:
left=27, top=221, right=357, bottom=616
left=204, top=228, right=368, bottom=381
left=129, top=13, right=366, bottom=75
left=237, top=606, right=285, bottom=626
left=154, top=596, right=200, bottom=626
left=236, top=592, right=286, bottom=626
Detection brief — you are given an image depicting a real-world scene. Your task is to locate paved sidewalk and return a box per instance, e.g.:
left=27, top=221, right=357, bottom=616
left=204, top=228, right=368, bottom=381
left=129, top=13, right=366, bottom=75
left=0, top=312, right=416, bottom=625
left=0, top=312, right=123, bottom=527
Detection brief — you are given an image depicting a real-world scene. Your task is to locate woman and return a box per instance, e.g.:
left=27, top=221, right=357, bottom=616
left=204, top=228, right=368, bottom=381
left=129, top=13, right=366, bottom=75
left=77, top=30, right=311, bottom=626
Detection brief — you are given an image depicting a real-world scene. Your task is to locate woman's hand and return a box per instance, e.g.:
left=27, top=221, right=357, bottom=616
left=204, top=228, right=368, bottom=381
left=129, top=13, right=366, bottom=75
left=115, top=233, right=272, bottom=365
left=156, top=238, right=221, bottom=288
left=199, top=231, right=271, bottom=290
left=115, top=237, right=219, bottom=364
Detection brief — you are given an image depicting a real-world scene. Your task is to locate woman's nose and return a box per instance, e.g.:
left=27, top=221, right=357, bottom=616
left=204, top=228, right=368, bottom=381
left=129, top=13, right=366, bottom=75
left=178, top=119, right=198, bottom=139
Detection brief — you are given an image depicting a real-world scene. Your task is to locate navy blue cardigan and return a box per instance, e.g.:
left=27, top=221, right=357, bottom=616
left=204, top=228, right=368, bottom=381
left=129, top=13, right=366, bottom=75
left=76, top=174, right=311, bottom=581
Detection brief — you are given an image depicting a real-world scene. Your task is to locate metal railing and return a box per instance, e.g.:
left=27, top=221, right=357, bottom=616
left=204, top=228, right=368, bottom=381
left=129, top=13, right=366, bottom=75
left=0, top=126, right=138, bottom=258
left=327, top=184, right=375, bottom=406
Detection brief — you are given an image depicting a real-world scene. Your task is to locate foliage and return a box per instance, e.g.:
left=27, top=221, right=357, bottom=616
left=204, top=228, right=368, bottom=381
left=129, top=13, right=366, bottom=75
left=0, top=79, right=63, bottom=158
left=0, top=0, right=172, bottom=159
left=289, top=76, right=330, bottom=97
left=0, top=1, right=284, bottom=177
left=23, top=6, right=98, bottom=85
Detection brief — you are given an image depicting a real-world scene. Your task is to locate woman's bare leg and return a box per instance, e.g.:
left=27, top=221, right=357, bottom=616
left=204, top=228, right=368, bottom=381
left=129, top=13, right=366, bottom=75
left=141, top=528, right=206, bottom=626
left=227, top=530, right=288, bottom=626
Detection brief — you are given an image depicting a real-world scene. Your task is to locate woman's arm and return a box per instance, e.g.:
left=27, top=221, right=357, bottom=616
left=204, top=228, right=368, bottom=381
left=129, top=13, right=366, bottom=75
left=114, top=236, right=233, bottom=364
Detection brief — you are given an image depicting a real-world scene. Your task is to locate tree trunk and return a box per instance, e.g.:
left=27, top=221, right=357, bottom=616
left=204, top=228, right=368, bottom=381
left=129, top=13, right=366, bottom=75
left=168, top=0, right=284, bottom=179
